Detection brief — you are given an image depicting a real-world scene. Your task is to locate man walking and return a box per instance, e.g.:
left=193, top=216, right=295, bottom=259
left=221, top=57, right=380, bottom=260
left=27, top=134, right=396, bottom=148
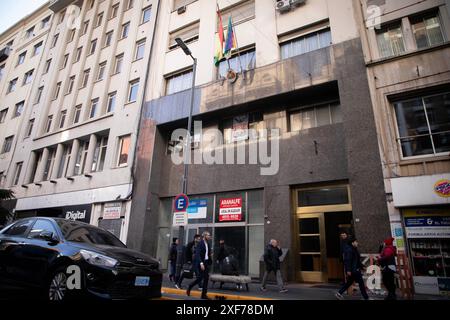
left=335, top=237, right=370, bottom=300
left=168, top=238, right=179, bottom=282
left=187, top=231, right=212, bottom=299
left=261, top=239, right=288, bottom=293
left=175, top=234, right=201, bottom=289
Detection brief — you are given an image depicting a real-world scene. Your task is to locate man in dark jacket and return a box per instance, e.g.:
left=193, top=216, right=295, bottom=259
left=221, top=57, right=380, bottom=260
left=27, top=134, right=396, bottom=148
left=261, top=239, right=287, bottom=293
left=378, top=237, right=397, bottom=300
left=335, top=237, right=370, bottom=300
left=187, top=231, right=212, bottom=299
left=175, top=234, right=201, bottom=289
left=168, top=238, right=179, bottom=282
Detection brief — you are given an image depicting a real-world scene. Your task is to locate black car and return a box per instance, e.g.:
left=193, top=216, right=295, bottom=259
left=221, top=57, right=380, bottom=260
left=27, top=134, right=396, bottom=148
left=0, top=217, right=162, bottom=300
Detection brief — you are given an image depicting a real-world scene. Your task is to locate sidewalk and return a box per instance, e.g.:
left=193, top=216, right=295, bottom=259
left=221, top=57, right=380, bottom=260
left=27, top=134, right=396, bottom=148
left=162, top=276, right=450, bottom=301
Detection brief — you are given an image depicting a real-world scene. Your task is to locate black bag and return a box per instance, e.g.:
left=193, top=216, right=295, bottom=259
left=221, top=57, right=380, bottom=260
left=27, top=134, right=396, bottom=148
left=182, top=263, right=194, bottom=279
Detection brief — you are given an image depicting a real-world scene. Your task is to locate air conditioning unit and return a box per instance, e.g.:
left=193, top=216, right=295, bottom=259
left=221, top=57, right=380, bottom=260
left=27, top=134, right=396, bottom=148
left=290, top=0, right=306, bottom=7
left=276, top=0, right=291, bottom=13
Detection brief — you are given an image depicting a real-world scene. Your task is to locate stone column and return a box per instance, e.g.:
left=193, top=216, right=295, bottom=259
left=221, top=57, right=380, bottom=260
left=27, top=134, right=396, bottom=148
left=24, top=151, right=37, bottom=184
left=35, top=148, right=49, bottom=182
left=67, top=139, right=80, bottom=177
left=51, top=144, right=64, bottom=180
left=84, top=134, right=98, bottom=174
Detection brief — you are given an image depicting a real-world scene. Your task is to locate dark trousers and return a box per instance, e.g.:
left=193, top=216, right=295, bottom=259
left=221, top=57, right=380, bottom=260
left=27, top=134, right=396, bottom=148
left=382, top=270, right=397, bottom=300
left=188, top=264, right=209, bottom=298
left=338, top=271, right=369, bottom=300
left=169, top=261, right=176, bottom=281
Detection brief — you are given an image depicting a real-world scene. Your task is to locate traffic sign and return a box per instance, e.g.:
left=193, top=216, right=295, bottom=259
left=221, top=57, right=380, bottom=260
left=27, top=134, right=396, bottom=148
left=173, top=212, right=188, bottom=227
left=174, top=194, right=189, bottom=212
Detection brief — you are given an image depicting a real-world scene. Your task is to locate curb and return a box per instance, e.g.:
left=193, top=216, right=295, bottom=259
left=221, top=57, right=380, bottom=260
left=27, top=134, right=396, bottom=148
left=162, top=287, right=274, bottom=300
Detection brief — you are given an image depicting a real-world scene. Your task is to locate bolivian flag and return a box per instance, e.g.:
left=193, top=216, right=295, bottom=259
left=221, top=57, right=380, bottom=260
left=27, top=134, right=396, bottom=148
left=214, top=7, right=225, bottom=66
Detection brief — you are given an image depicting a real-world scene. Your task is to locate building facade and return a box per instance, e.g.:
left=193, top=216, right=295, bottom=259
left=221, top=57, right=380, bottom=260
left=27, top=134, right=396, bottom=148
left=355, top=0, right=450, bottom=294
left=0, top=0, right=158, bottom=243
left=128, top=0, right=391, bottom=283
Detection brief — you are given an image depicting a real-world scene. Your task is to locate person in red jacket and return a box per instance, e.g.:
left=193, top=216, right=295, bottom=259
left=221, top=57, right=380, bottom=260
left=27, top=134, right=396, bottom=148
left=378, top=237, right=397, bottom=300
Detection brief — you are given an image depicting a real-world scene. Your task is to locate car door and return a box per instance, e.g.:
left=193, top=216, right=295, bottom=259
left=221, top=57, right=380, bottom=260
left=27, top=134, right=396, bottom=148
left=0, top=219, right=35, bottom=285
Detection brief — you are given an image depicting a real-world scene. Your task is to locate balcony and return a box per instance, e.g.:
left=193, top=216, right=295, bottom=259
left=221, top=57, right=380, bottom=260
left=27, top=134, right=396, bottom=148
left=0, top=46, right=11, bottom=63
left=49, top=0, right=79, bottom=12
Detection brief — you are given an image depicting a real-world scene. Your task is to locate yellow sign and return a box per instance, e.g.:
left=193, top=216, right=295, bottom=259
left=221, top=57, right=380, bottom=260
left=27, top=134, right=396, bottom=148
left=435, top=179, right=450, bottom=198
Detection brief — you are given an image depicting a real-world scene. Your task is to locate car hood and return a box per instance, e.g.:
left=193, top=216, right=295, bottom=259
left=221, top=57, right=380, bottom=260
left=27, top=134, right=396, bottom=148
left=69, top=242, right=159, bottom=267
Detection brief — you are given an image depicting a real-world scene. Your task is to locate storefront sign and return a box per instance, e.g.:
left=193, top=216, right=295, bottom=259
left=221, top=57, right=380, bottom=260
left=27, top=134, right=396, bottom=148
left=405, top=216, right=450, bottom=238
left=103, top=202, right=122, bottom=220
left=413, top=276, right=440, bottom=295
left=187, top=199, right=207, bottom=219
left=232, top=115, right=248, bottom=142
left=219, top=197, right=242, bottom=222
left=62, top=204, right=91, bottom=224
left=435, top=180, right=450, bottom=198
left=173, top=212, right=188, bottom=226
left=390, top=222, right=405, bottom=251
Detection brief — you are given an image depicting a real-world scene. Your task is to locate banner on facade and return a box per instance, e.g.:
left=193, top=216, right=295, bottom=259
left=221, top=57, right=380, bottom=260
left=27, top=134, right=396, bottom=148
left=62, top=204, right=91, bottom=223
left=187, top=199, right=207, bottom=219
left=405, top=216, right=450, bottom=238
left=219, top=197, right=242, bottom=222
left=103, top=202, right=122, bottom=220
left=232, top=115, right=248, bottom=142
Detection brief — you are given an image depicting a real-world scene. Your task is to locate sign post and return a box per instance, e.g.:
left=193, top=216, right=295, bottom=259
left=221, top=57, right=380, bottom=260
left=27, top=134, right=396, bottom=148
left=174, top=194, right=189, bottom=281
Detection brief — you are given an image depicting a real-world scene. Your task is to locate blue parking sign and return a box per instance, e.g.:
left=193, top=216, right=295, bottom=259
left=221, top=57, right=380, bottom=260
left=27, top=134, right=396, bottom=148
left=174, top=194, right=189, bottom=212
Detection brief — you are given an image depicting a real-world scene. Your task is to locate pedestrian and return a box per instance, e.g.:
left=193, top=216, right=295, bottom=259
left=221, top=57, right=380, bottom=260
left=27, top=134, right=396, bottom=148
left=175, top=234, right=201, bottom=289
left=339, top=231, right=349, bottom=262
left=335, top=237, right=370, bottom=300
left=168, top=237, right=179, bottom=282
left=261, top=239, right=288, bottom=293
left=187, top=231, right=212, bottom=299
left=216, top=239, right=229, bottom=271
left=378, top=237, right=397, bottom=300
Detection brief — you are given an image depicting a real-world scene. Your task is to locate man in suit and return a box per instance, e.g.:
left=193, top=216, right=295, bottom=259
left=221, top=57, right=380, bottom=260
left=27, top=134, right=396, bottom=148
left=187, top=231, right=212, bottom=299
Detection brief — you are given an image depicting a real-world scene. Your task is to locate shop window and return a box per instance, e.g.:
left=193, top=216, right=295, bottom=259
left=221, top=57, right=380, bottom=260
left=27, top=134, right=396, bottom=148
left=376, top=22, right=406, bottom=58
left=288, top=103, right=342, bottom=132
left=214, top=226, right=246, bottom=275
left=215, top=192, right=246, bottom=223
left=280, top=28, right=332, bottom=60
left=186, top=195, right=214, bottom=224
left=298, top=186, right=349, bottom=207
left=217, top=48, right=255, bottom=79
left=247, top=189, right=264, bottom=224
left=411, top=11, right=445, bottom=50
left=393, top=92, right=450, bottom=158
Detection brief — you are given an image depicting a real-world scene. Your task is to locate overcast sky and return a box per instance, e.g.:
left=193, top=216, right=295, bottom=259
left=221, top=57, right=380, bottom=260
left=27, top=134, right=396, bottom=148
left=0, top=0, right=49, bottom=35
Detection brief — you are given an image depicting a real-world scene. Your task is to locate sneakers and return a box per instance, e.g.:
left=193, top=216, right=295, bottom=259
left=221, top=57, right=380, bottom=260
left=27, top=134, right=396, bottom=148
left=335, top=292, right=345, bottom=300
left=279, top=288, right=288, bottom=293
left=174, top=284, right=182, bottom=289
left=260, top=287, right=267, bottom=292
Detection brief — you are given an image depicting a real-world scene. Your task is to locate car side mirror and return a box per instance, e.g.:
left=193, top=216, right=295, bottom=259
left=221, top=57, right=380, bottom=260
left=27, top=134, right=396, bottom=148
left=39, top=231, right=59, bottom=243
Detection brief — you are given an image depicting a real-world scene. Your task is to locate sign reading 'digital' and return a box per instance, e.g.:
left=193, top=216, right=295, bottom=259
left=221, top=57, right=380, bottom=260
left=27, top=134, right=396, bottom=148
left=219, top=197, right=242, bottom=222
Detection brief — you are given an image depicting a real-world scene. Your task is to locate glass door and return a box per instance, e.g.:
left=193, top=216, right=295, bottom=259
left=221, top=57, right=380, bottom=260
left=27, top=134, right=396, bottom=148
left=298, top=213, right=327, bottom=282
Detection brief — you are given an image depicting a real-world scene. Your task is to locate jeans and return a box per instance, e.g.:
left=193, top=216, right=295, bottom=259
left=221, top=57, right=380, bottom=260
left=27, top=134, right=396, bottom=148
left=338, top=270, right=369, bottom=300
left=261, top=269, right=284, bottom=290
left=169, top=261, right=176, bottom=280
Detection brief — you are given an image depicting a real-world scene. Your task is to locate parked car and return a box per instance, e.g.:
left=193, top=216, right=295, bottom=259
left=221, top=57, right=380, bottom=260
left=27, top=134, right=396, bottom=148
left=0, top=217, right=162, bottom=300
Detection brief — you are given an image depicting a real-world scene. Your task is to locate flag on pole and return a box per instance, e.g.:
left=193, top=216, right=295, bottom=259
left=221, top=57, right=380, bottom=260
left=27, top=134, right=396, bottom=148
left=224, top=16, right=237, bottom=58
left=214, top=6, right=225, bottom=66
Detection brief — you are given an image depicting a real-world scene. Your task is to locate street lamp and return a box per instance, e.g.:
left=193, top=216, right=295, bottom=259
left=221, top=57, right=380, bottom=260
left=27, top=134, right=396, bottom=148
left=174, top=37, right=197, bottom=281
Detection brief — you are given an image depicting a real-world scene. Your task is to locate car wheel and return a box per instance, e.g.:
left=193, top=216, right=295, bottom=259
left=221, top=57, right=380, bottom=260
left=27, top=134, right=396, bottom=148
left=48, top=269, right=68, bottom=301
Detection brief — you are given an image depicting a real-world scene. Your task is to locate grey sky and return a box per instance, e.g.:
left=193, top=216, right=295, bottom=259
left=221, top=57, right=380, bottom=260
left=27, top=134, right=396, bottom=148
left=0, top=0, right=49, bottom=35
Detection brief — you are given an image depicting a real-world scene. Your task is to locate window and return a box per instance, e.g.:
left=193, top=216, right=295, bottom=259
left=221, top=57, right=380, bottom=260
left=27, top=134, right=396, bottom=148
left=75, top=141, right=89, bottom=175
left=26, top=119, right=34, bottom=137
left=28, top=219, right=57, bottom=239
left=97, top=62, right=106, bottom=81
left=41, top=16, right=51, bottom=29
left=104, top=31, right=113, bottom=47
left=81, top=69, right=90, bottom=88
left=51, top=34, right=59, bottom=48
left=57, top=144, right=72, bottom=178
left=121, top=22, right=130, bottom=39
left=3, top=219, right=33, bottom=237
left=165, top=70, right=192, bottom=95
left=7, top=78, right=18, bottom=93
left=43, top=59, right=52, bottom=74
left=67, top=76, right=75, bottom=94
left=218, top=49, right=255, bottom=78
left=89, top=39, right=97, bottom=54
left=33, top=42, right=43, bottom=56
left=59, top=10, right=66, bottom=24
left=43, top=149, right=56, bottom=181
left=107, top=91, right=116, bottom=112
left=173, top=0, right=197, bottom=10
left=111, top=3, right=119, bottom=19
left=23, top=69, right=34, bottom=85
left=26, top=26, right=35, bottom=39
left=0, top=64, right=5, bottom=80
left=45, top=115, right=53, bottom=133
left=6, top=39, right=14, bottom=47
left=59, top=110, right=67, bottom=128
left=2, top=136, right=13, bottom=154
left=53, top=82, right=61, bottom=100
left=92, top=136, right=108, bottom=172
left=89, top=98, right=99, bottom=118
left=280, top=28, right=332, bottom=59
left=35, top=86, right=44, bottom=104
left=117, top=135, right=131, bottom=166
left=219, top=0, right=255, bottom=28
left=114, top=54, right=124, bottom=74
left=126, top=0, right=134, bottom=10
left=17, top=51, right=26, bottom=66
left=29, top=151, right=41, bottom=183
left=74, top=47, right=83, bottom=62
left=0, top=109, right=8, bottom=123
left=13, top=101, right=25, bottom=118
left=168, top=22, right=199, bottom=50
left=393, top=92, right=450, bottom=158
left=222, top=112, right=264, bottom=144
left=128, top=79, right=139, bottom=102
left=289, top=103, right=342, bottom=132
left=73, top=105, right=82, bottom=124
left=135, top=39, right=145, bottom=60
left=141, top=6, right=152, bottom=24
left=12, top=162, right=23, bottom=186
left=0, top=171, right=4, bottom=187
left=96, top=12, right=104, bottom=27
left=298, top=186, right=350, bottom=207
left=376, top=23, right=405, bottom=58
left=411, top=12, right=445, bottom=49
left=82, top=21, right=90, bottom=35
left=68, top=29, right=76, bottom=43
left=89, top=0, right=94, bottom=9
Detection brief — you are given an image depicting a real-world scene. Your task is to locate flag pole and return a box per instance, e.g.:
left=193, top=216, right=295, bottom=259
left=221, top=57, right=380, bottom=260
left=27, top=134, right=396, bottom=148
left=231, top=14, right=245, bottom=79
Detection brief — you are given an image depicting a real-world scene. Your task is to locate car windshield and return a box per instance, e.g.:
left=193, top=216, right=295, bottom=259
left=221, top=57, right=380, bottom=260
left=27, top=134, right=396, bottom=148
left=56, top=220, right=125, bottom=247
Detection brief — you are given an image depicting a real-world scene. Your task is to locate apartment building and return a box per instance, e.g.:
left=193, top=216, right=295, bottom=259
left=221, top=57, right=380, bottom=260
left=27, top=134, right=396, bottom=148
left=354, top=0, right=450, bottom=294
left=129, top=0, right=391, bottom=283
left=0, top=0, right=158, bottom=243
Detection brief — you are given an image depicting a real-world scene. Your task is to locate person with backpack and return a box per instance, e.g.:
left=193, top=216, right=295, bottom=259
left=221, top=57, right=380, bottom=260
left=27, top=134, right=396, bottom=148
left=378, top=237, right=397, bottom=300
left=260, top=239, right=288, bottom=293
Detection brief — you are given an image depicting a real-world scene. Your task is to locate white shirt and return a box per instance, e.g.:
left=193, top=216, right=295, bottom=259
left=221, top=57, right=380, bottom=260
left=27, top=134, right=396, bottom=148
left=204, top=240, right=209, bottom=262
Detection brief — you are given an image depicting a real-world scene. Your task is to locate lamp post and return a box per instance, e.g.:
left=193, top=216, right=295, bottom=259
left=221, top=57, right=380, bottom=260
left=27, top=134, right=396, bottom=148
left=174, top=37, right=197, bottom=281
